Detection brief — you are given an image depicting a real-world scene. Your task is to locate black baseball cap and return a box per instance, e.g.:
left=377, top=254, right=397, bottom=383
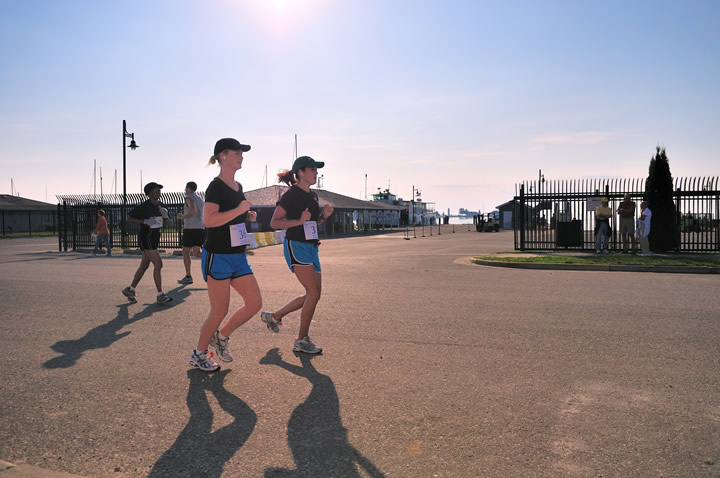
left=214, top=138, right=251, bottom=156
left=292, top=156, right=325, bottom=172
left=144, top=182, right=163, bottom=195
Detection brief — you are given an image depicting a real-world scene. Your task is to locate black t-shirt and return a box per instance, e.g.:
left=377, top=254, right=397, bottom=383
left=128, top=200, right=162, bottom=235
left=203, top=177, right=248, bottom=254
left=277, top=185, right=321, bottom=243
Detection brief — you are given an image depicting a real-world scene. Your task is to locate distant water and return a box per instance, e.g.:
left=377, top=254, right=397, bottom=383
left=448, top=216, right=477, bottom=225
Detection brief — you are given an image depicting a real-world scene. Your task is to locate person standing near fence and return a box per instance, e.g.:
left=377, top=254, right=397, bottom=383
left=594, top=197, right=612, bottom=254
left=189, top=138, right=262, bottom=373
left=92, top=209, right=111, bottom=256
left=177, top=181, right=205, bottom=284
left=616, top=193, right=636, bottom=254
left=637, top=201, right=652, bottom=256
left=260, top=156, right=333, bottom=354
left=121, top=182, right=174, bottom=305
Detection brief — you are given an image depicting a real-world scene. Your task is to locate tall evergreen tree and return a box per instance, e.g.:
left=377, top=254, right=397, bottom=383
left=644, top=146, right=679, bottom=251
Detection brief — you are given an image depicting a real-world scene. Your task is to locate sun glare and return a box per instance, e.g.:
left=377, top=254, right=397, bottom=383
left=241, top=0, right=327, bottom=38
left=271, top=0, right=287, bottom=11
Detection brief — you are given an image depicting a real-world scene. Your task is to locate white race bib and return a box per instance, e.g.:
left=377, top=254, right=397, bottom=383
left=303, top=221, right=319, bottom=240
left=230, top=223, right=250, bottom=247
left=149, top=216, right=163, bottom=229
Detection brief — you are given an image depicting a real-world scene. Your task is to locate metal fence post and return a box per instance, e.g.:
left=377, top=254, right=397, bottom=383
left=519, top=184, right=525, bottom=250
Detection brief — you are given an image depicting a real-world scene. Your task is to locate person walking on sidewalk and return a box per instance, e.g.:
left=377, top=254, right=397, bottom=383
left=122, top=182, right=174, bottom=305
left=637, top=201, right=652, bottom=256
left=260, top=156, right=334, bottom=354
left=177, top=181, right=205, bottom=284
left=189, top=138, right=262, bottom=372
left=92, top=209, right=111, bottom=256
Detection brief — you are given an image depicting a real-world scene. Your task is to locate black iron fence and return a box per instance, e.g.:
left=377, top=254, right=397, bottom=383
left=513, top=177, right=719, bottom=252
left=58, top=193, right=189, bottom=252
left=56, top=192, right=404, bottom=251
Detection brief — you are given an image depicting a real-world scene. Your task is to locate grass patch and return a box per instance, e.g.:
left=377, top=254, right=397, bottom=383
left=474, top=253, right=720, bottom=268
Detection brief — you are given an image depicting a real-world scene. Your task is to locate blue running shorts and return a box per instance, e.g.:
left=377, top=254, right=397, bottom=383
left=284, top=239, right=321, bottom=273
left=201, top=249, right=253, bottom=281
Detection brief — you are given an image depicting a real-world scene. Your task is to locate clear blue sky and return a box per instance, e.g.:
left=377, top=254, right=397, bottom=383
left=2, top=0, right=718, bottom=214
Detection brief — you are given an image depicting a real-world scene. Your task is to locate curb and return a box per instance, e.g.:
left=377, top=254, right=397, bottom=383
left=471, top=259, right=720, bottom=274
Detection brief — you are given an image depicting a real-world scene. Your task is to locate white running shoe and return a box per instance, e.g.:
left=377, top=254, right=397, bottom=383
left=293, top=336, right=322, bottom=354
left=209, top=330, right=233, bottom=362
left=189, top=349, right=220, bottom=372
left=261, top=312, right=281, bottom=333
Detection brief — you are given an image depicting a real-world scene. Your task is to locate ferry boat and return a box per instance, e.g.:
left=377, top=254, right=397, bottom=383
left=371, top=189, right=437, bottom=226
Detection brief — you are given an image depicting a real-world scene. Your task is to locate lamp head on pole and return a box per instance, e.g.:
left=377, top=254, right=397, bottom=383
left=128, top=134, right=139, bottom=150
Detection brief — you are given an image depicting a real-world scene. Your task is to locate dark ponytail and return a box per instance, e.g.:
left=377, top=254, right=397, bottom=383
left=277, top=169, right=297, bottom=186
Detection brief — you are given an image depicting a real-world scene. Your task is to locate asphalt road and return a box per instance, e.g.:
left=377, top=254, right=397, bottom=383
left=0, top=229, right=718, bottom=477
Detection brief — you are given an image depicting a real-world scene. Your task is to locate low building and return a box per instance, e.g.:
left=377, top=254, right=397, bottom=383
left=0, top=194, right=57, bottom=236
left=496, top=200, right=536, bottom=230
left=245, top=185, right=404, bottom=234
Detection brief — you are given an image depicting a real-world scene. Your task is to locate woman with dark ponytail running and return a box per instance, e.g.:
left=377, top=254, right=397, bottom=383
left=261, top=156, right=333, bottom=354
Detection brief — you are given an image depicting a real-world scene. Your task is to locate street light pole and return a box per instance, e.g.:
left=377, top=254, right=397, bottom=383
left=121, top=120, right=138, bottom=248
left=412, top=185, right=415, bottom=226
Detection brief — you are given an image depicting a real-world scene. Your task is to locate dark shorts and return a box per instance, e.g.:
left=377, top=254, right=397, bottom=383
left=138, top=229, right=160, bottom=251
left=201, top=249, right=253, bottom=281
left=182, top=228, right=206, bottom=247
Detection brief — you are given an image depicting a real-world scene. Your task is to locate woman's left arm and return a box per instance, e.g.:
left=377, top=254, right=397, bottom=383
left=318, top=203, right=334, bottom=224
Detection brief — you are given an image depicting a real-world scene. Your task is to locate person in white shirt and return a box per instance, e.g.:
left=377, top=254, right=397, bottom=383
left=637, top=201, right=652, bottom=256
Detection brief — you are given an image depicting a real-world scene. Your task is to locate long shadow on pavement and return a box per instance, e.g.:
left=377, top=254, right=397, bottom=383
left=260, top=348, right=385, bottom=478
left=148, top=369, right=256, bottom=478
left=43, top=284, right=203, bottom=369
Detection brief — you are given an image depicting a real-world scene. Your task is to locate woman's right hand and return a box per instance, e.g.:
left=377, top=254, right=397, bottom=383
left=300, top=208, right=311, bottom=223
left=236, top=200, right=252, bottom=216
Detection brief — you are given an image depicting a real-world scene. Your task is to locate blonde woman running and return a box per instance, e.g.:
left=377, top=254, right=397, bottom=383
left=189, top=138, right=262, bottom=372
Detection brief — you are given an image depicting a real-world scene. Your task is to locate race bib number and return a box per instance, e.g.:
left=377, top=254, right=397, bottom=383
left=149, top=216, right=163, bottom=229
left=303, top=221, right=319, bottom=240
left=230, top=223, right=250, bottom=246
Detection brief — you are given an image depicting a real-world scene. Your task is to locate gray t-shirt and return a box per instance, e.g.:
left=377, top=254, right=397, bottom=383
left=183, top=193, right=205, bottom=230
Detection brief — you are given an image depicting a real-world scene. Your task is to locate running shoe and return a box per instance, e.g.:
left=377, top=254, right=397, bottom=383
left=189, top=349, right=220, bottom=372
left=122, top=286, right=137, bottom=303
left=156, top=293, right=173, bottom=305
left=260, top=312, right=281, bottom=333
left=293, top=336, right=322, bottom=354
left=178, top=276, right=193, bottom=284
left=209, top=330, right=233, bottom=362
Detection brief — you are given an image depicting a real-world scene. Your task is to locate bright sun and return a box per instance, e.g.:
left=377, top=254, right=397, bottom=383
left=271, top=0, right=287, bottom=11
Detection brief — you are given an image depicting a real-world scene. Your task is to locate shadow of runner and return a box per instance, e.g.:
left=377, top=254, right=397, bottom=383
left=43, top=285, right=202, bottom=369
left=148, top=369, right=256, bottom=478
left=260, top=348, right=385, bottom=478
